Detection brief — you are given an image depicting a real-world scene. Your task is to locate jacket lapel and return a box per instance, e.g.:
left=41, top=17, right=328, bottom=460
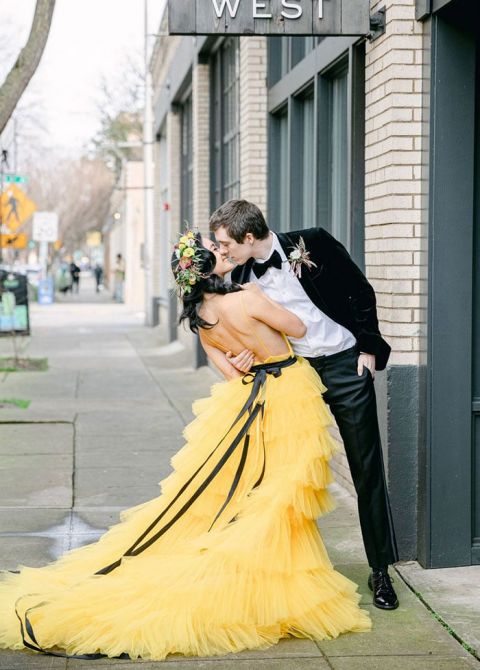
left=277, top=231, right=329, bottom=312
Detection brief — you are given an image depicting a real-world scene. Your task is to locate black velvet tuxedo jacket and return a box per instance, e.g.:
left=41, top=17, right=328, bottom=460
left=230, top=227, right=391, bottom=371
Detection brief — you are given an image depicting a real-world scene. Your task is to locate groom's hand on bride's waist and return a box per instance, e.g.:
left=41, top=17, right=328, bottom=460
left=226, top=349, right=255, bottom=373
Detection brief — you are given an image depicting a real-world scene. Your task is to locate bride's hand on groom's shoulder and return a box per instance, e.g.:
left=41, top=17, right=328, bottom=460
left=226, top=349, right=255, bottom=373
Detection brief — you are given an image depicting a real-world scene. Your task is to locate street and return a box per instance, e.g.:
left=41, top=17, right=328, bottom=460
left=0, top=276, right=478, bottom=669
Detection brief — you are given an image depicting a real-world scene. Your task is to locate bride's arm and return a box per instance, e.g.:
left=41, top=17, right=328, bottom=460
left=198, top=330, right=244, bottom=381
left=244, top=290, right=306, bottom=339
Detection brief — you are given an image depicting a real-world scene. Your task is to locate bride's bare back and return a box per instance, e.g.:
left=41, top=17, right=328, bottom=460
left=198, top=286, right=306, bottom=367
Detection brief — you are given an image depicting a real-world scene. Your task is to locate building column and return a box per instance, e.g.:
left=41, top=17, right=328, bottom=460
left=192, top=60, right=210, bottom=236
left=364, top=0, right=429, bottom=561
left=239, top=37, right=268, bottom=216
left=151, top=136, right=163, bottom=315
left=165, top=108, right=182, bottom=342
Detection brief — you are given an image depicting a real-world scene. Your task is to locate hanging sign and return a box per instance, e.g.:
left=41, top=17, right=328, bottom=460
left=168, top=0, right=370, bottom=35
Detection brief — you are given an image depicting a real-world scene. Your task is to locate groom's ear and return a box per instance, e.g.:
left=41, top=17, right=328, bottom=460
left=243, top=233, right=255, bottom=246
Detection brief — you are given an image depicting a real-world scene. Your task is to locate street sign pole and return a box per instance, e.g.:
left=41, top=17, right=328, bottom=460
left=39, top=240, right=48, bottom=280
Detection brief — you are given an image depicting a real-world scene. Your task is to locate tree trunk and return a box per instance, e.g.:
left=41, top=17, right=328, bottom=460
left=0, top=0, right=56, bottom=135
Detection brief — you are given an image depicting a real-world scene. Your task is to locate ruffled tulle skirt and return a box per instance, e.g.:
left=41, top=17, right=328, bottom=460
left=0, top=355, right=371, bottom=661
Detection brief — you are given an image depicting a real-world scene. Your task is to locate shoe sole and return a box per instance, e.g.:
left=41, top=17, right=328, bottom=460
left=372, top=600, right=399, bottom=610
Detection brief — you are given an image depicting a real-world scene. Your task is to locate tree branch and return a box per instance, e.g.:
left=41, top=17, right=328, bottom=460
left=0, top=0, right=56, bottom=134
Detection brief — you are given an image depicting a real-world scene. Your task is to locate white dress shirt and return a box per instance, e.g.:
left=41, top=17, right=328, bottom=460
left=249, top=233, right=357, bottom=358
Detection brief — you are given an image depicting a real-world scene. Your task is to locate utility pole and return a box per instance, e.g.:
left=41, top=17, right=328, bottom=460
left=0, top=148, right=8, bottom=266
left=143, top=0, right=155, bottom=326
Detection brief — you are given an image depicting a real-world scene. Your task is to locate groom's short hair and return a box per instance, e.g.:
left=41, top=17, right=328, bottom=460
left=209, top=199, right=269, bottom=242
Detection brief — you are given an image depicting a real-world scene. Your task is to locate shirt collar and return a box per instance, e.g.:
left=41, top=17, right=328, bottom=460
left=256, top=232, right=286, bottom=263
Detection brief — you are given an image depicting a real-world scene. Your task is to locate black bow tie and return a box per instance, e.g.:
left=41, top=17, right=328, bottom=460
left=252, top=250, right=283, bottom=279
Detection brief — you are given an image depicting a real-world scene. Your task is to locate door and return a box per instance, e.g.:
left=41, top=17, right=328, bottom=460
left=423, top=5, right=478, bottom=568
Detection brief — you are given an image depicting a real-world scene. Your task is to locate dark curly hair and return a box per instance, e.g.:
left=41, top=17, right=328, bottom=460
left=171, top=233, right=242, bottom=334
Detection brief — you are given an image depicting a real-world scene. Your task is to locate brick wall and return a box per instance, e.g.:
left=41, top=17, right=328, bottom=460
left=152, top=139, right=163, bottom=299
left=364, top=0, right=428, bottom=367
left=239, top=37, right=268, bottom=215
left=192, top=62, right=211, bottom=236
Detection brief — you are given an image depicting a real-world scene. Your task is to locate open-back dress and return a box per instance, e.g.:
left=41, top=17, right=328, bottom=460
left=0, top=295, right=371, bottom=661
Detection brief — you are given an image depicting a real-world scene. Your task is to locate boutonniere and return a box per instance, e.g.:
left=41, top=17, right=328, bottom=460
left=288, top=236, right=317, bottom=278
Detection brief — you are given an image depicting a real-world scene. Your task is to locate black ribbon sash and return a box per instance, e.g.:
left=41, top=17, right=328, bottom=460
left=15, top=356, right=297, bottom=660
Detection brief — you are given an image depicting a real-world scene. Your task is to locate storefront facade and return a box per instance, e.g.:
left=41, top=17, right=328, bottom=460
left=149, top=0, right=478, bottom=568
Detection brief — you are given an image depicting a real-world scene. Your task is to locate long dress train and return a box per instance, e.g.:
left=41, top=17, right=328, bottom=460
left=0, top=346, right=371, bottom=661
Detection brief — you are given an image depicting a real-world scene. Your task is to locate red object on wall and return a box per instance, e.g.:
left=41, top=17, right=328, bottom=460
left=163, top=202, right=170, bottom=211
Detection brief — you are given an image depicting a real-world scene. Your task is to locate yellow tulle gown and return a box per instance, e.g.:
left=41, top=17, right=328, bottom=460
left=0, top=340, right=371, bottom=661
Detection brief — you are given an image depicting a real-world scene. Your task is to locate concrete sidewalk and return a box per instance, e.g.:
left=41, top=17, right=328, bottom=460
left=0, top=279, right=478, bottom=669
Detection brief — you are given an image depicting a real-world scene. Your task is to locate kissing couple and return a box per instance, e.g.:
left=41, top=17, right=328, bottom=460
left=0, top=199, right=398, bottom=662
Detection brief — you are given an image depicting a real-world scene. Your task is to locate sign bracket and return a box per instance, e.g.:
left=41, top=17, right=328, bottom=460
left=367, top=6, right=386, bottom=42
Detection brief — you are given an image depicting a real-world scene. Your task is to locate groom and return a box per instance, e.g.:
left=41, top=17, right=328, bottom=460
left=210, top=199, right=400, bottom=610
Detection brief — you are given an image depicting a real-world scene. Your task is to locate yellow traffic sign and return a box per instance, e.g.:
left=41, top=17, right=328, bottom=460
left=0, top=233, right=28, bottom=249
left=0, top=184, right=37, bottom=231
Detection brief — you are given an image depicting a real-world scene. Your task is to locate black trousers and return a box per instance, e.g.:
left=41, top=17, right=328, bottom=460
left=305, top=345, right=399, bottom=570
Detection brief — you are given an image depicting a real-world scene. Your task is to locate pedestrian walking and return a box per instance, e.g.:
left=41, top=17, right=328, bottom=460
left=69, top=261, right=81, bottom=295
left=93, top=263, right=103, bottom=293
left=56, top=261, right=72, bottom=294
left=112, top=254, right=125, bottom=302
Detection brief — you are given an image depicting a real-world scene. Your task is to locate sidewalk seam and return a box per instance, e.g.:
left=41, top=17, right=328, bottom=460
left=124, top=332, right=187, bottom=423
left=314, top=643, right=335, bottom=669
left=71, top=412, right=78, bottom=512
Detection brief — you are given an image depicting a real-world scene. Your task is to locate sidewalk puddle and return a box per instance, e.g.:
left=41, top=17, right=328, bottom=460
left=0, top=514, right=105, bottom=560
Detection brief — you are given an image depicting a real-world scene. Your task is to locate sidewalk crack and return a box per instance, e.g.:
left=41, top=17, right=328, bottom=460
left=395, top=567, right=480, bottom=662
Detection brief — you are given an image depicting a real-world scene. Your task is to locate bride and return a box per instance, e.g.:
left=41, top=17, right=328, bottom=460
left=0, top=231, right=371, bottom=662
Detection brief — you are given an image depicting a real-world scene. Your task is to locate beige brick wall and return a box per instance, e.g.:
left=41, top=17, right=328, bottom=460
left=192, top=62, right=211, bottom=236
left=152, top=139, right=163, bottom=298
left=365, top=0, right=428, bottom=367
left=239, top=37, right=268, bottom=216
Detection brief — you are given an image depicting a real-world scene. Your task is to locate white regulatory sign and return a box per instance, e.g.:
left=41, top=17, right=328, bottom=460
left=32, top=212, right=59, bottom=242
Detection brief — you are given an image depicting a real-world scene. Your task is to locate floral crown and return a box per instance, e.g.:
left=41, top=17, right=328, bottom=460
left=172, top=229, right=209, bottom=295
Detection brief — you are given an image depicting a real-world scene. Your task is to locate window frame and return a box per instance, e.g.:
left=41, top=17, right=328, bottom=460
left=180, top=89, right=194, bottom=228
left=210, top=36, right=241, bottom=211
left=267, top=38, right=365, bottom=269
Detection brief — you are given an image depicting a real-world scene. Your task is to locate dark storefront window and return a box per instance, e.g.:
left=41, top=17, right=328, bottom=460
left=211, top=37, right=240, bottom=210
left=300, top=90, right=315, bottom=229
left=270, top=107, right=289, bottom=232
left=267, top=39, right=365, bottom=264
left=269, top=37, right=323, bottom=86
left=180, top=93, right=193, bottom=227
left=329, top=67, right=349, bottom=248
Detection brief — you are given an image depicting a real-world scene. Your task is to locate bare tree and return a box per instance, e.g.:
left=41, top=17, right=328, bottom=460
left=91, top=52, right=144, bottom=174
left=23, top=155, right=114, bottom=253
left=0, top=0, right=56, bottom=134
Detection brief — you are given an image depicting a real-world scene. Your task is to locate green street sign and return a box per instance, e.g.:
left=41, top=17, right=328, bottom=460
left=3, top=175, right=27, bottom=184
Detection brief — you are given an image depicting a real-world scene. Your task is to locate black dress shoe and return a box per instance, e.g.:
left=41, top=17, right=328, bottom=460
left=368, top=567, right=399, bottom=610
